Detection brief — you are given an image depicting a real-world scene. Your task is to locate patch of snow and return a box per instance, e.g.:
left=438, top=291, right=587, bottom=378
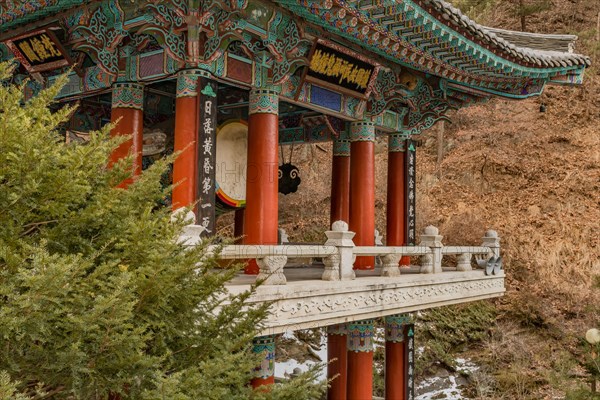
left=281, top=330, right=296, bottom=340
left=455, top=358, right=479, bottom=375
left=415, top=357, right=479, bottom=399
left=275, top=333, right=328, bottom=382
left=416, top=375, right=463, bottom=400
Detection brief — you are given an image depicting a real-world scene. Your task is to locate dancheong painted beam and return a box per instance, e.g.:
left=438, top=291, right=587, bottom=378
left=0, top=0, right=591, bottom=136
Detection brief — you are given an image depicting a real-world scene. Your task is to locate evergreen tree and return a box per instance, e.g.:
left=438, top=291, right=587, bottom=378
left=513, top=0, right=552, bottom=31
left=451, top=0, right=551, bottom=31
left=0, top=61, right=323, bottom=399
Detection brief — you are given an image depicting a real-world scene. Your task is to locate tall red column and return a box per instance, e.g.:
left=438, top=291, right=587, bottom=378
left=243, top=88, right=279, bottom=273
left=327, top=324, right=348, bottom=400
left=386, top=134, right=410, bottom=266
left=328, top=137, right=350, bottom=400
left=251, top=335, right=276, bottom=388
left=385, top=314, right=410, bottom=400
left=349, top=121, right=376, bottom=270
left=172, top=70, right=199, bottom=211
left=347, top=319, right=375, bottom=399
left=109, top=82, right=144, bottom=187
left=330, top=136, right=351, bottom=225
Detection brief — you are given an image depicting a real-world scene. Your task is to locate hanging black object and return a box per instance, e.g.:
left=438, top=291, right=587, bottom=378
left=539, top=103, right=546, bottom=113
left=278, top=163, right=301, bottom=195
left=278, top=144, right=301, bottom=195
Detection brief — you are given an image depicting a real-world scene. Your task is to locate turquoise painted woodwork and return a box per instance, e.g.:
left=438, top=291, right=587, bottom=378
left=389, top=134, right=407, bottom=153
left=112, top=82, right=144, bottom=110
left=0, top=0, right=89, bottom=32
left=333, top=139, right=351, bottom=156
left=272, top=0, right=587, bottom=98
left=349, top=121, right=375, bottom=142
left=347, top=319, right=375, bottom=352
left=249, top=88, right=279, bottom=115
left=0, top=0, right=589, bottom=135
left=252, top=335, right=276, bottom=379
left=385, top=314, right=411, bottom=343
left=176, top=69, right=200, bottom=98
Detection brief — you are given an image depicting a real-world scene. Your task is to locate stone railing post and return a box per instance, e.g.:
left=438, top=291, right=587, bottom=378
left=481, top=229, right=501, bottom=259
left=257, top=255, right=288, bottom=285
left=381, top=254, right=402, bottom=277
left=278, top=228, right=289, bottom=244
left=419, top=226, right=443, bottom=274
left=323, top=221, right=356, bottom=281
left=375, top=229, right=384, bottom=267
left=456, top=252, right=472, bottom=271
left=174, top=209, right=204, bottom=246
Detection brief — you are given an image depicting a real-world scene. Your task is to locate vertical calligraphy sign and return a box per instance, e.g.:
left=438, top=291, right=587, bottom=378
left=404, top=323, right=415, bottom=400
left=405, top=140, right=417, bottom=245
left=196, top=77, right=218, bottom=236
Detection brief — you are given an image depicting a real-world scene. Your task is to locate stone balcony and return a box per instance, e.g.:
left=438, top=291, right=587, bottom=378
left=181, top=223, right=505, bottom=335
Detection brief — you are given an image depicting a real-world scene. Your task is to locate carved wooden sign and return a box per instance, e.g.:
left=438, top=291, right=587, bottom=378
left=4, top=29, right=71, bottom=73
left=197, top=79, right=218, bottom=237
left=405, top=323, right=415, bottom=400
left=405, top=140, right=417, bottom=245
left=306, top=41, right=376, bottom=96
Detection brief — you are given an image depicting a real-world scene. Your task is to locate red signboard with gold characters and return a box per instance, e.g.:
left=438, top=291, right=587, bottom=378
left=4, top=29, right=71, bottom=73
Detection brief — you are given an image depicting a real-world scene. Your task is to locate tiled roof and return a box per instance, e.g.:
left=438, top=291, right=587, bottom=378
left=423, top=0, right=591, bottom=68
left=0, top=1, right=88, bottom=33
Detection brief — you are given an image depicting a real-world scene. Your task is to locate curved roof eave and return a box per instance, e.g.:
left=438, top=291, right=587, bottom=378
left=274, top=0, right=590, bottom=98
left=424, top=0, right=591, bottom=68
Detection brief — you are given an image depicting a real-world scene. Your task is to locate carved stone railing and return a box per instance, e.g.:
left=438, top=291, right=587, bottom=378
left=180, top=221, right=502, bottom=286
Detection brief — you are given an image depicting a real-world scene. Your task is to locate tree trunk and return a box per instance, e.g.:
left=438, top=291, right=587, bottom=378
left=596, top=11, right=600, bottom=42
left=519, top=0, right=526, bottom=31
left=436, top=121, right=445, bottom=178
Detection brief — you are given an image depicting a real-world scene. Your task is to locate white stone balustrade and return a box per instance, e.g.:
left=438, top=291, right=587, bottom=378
left=178, top=223, right=505, bottom=334
left=442, top=246, right=496, bottom=272
left=180, top=223, right=502, bottom=284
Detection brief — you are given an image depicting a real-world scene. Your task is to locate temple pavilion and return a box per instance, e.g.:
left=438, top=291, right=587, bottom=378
left=0, top=0, right=590, bottom=398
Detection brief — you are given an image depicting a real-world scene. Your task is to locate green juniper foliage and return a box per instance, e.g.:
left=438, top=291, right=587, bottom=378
left=0, top=62, right=323, bottom=399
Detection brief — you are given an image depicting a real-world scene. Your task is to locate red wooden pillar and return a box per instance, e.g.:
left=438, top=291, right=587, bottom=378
left=328, top=137, right=351, bottom=400
left=327, top=324, right=348, bottom=400
left=349, top=121, right=376, bottom=270
left=251, top=335, right=276, bottom=388
left=109, top=82, right=144, bottom=187
left=243, top=89, right=279, bottom=273
left=330, top=136, right=351, bottom=225
left=347, top=319, right=375, bottom=399
left=172, top=70, right=199, bottom=211
left=385, top=314, right=410, bottom=400
left=386, top=134, right=410, bottom=266
left=327, top=138, right=350, bottom=400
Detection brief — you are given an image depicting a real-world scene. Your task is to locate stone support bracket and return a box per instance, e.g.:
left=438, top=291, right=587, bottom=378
left=257, top=255, right=288, bottom=285
left=381, top=253, right=402, bottom=277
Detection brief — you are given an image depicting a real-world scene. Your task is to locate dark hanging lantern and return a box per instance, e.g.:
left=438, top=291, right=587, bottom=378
left=278, top=163, right=301, bottom=195
left=539, top=103, right=547, bottom=113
